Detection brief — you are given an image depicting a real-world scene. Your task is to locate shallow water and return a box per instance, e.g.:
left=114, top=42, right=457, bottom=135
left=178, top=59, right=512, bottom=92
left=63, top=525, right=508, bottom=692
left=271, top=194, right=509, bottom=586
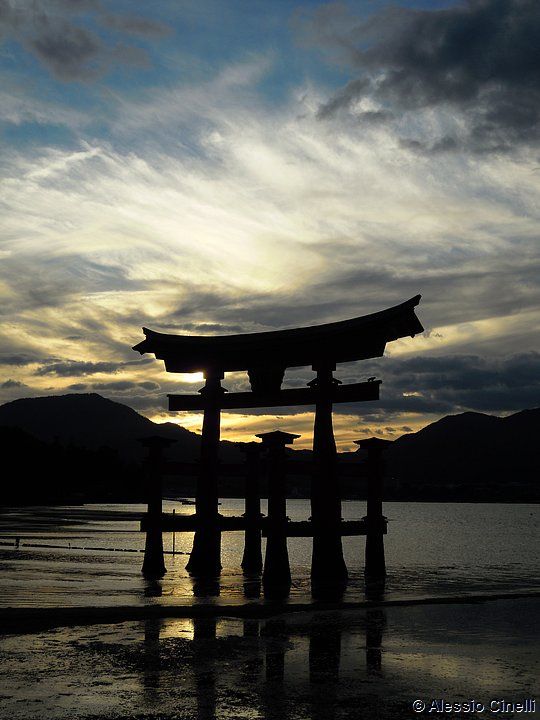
left=0, top=501, right=538, bottom=608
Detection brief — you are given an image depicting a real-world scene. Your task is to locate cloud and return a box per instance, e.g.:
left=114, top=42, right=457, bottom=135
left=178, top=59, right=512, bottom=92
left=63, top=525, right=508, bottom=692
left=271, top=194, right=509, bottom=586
left=335, top=350, right=540, bottom=418
left=300, top=0, right=540, bottom=153
left=25, top=22, right=103, bottom=81
left=0, top=0, right=161, bottom=81
left=67, top=380, right=160, bottom=392
left=1, top=52, right=539, bottom=436
left=100, top=12, right=172, bottom=38
left=0, top=354, right=45, bottom=366
left=35, top=359, right=154, bottom=377
left=1, top=379, right=26, bottom=388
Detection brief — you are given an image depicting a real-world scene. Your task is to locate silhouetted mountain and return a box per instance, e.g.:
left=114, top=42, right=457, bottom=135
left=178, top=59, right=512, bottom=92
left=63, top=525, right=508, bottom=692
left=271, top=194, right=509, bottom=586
left=0, top=393, right=245, bottom=504
left=385, top=408, right=540, bottom=501
left=0, top=394, right=538, bottom=504
left=0, top=393, right=243, bottom=463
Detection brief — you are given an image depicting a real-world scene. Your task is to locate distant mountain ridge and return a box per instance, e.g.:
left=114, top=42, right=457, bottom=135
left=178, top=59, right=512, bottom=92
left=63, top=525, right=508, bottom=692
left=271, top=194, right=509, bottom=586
left=385, top=408, right=540, bottom=501
left=0, top=392, right=243, bottom=464
left=0, top=393, right=538, bottom=503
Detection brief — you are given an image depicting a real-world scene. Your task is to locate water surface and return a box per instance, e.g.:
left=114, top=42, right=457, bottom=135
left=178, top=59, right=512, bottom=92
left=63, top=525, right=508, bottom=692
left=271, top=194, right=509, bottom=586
left=0, top=501, right=538, bottom=608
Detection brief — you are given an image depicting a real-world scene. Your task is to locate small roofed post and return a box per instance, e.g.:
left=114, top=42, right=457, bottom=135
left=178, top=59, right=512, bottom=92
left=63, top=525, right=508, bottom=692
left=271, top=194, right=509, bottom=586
left=309, top=362, right=348, bottom=596
left=355, top=437, right=392, bottom=581
left=185, top=370, right=226, bottom=576
left=257, top=430, right=299, bottom=597
left=241, top=442, right=263, bottom=574
left=139, top=436, right=176, bottom=578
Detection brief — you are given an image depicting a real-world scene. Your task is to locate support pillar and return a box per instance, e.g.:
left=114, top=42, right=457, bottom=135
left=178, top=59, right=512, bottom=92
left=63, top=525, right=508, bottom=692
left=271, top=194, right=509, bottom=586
left=241, top=442, right=263, bottom=574
left=257, top=431, right=298, bottom=597
left=355, top=437, right=391, bottom=580
left=186, top=371, right=225, bottom=576
left=140, top=436, right=175, bottom=578
left=310, top=364, right=348, bottom=595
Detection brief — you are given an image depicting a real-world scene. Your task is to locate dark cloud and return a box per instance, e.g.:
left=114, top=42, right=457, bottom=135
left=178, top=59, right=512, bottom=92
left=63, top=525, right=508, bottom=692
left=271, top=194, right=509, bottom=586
left=0, top=0, right=161, bottom=81
left=26, top=22, right=103, bottom=81
left=35, top=358, right=154, bottom=377
left=0, top=354, right=46, bottom=366
left=335, top=350, right=540, bottom=417
left=114, top=393, right=168, bottom=414
left=1, top=379, right=26, bottom=389
left=179, top=322, right=247, bottom=334
left=72, top=380, right=161, bottom=392
left=304, top=0, right=540, bottom=152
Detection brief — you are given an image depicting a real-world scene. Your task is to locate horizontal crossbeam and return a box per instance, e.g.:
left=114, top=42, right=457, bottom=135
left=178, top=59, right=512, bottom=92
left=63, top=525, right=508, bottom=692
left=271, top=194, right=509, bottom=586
left=140, top=514, right=386, bottom=536
left=168, top=380, right=381, bottom=411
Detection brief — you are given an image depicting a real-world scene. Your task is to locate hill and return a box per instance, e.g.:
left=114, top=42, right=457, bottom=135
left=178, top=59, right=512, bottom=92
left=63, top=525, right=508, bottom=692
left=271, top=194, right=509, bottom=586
left=0, top=394, right=538, bottom=503
left=0, top=393, right=244, bottom=463
left=0, top=393, right=245, bottom=504
left=385, top=408, right=540, bottom=501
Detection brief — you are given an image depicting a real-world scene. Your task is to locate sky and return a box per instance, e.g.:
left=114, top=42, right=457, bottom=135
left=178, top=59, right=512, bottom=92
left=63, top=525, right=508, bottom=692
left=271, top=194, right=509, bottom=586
left=1, top=0, right=539, bottom=449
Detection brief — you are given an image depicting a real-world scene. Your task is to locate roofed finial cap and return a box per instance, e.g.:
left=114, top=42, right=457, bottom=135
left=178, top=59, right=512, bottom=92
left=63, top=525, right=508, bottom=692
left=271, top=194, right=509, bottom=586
left=255, top=430, right=301, bottom=446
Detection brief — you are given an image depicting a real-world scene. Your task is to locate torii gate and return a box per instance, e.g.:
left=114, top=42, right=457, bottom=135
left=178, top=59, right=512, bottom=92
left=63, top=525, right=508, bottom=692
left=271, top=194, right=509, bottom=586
left=133, top=295, right=423, bottom=589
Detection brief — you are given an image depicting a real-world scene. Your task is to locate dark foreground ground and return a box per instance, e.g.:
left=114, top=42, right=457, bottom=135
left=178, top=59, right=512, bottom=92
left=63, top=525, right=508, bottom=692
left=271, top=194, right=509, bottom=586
left=0, top=597, right=538, bottom=720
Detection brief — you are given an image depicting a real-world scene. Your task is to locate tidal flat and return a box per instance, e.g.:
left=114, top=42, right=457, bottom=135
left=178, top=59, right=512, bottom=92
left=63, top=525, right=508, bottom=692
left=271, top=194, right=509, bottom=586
left=0, top=598, right=538, bottom=720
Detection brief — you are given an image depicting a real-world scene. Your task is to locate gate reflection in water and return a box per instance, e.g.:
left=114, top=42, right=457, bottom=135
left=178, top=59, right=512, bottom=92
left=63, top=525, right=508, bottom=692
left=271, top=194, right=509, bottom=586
left=140, top=610, right=385, bottom=720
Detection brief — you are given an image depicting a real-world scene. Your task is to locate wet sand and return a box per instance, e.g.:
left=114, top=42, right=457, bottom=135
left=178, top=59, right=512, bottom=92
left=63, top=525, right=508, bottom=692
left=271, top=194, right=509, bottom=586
left=0, top=597, right=538, bottom=720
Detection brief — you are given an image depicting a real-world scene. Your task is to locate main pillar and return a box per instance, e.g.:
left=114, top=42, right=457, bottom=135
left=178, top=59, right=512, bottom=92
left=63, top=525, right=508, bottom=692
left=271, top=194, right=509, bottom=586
left=355, top=437, right=391, bottom=579
left=257, top=430, right=298, bottom=597
left=309, top=364, right=348, bottom=595
left=186, top=371, right=225, bottom=576
left=140, top=436, right=175, bottom=578
left=241, top=442, right=263, bottom=574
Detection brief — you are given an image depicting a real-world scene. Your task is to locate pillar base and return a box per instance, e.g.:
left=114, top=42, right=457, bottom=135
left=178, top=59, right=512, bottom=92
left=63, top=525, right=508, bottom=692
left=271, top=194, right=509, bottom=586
left=142, top=531, right=166, bottom=578
left=311, top=530, right=348, bottom=596
left=263, top=535, right=291, bottom=597
left=186, top=526, right=222, bottom=576
left=365, top=533, right=386, bottom=579
left=142, top=556, right=167, bottom=578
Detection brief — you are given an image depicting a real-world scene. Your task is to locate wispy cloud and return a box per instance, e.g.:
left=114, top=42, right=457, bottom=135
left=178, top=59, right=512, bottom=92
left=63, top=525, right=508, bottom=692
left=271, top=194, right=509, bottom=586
left=1, top=10, right=539, bottom=439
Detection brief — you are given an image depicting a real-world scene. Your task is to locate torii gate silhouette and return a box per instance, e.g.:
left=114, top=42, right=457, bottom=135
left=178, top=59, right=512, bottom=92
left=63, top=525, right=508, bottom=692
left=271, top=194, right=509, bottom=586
left=133, top=294, right=423, bottom=591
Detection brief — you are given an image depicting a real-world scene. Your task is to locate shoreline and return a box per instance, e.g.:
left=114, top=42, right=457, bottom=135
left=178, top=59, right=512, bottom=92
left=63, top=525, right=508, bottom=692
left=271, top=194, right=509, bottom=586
left=2, top=589, right=539, bottom=635
left=2, top=498, right=539, bottom=507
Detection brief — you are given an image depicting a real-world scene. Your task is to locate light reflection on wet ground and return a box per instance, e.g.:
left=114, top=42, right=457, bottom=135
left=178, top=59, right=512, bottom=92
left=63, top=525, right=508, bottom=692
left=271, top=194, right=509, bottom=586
left=0, top=599, right=537, bottom=720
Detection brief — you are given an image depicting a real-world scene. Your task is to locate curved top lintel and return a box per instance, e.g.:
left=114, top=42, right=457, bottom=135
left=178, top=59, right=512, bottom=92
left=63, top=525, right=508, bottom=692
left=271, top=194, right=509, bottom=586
left=133, top=294, right=423, bottom=374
